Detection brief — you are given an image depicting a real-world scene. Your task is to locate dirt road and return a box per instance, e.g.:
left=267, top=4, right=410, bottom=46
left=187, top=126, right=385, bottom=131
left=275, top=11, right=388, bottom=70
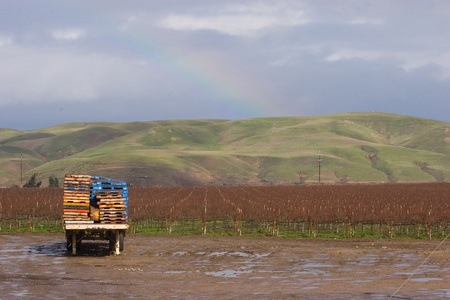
left=0, top=233, right=449, bottom=299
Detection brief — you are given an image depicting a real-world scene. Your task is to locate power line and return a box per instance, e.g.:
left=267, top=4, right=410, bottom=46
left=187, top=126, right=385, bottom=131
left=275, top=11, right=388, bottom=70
left=389, top=232, right=450, bottom=299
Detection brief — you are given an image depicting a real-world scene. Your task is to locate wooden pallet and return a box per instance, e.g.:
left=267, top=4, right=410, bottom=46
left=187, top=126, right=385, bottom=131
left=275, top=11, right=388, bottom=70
left=64, top=175, right=91, bottom=187
left=64, top=199, right=89, bottom=203
left=63, top=174, right=128, bottom=224
left=63, top=208, right=90, bottom=213
left=63, top=200, right=89, bottom=206
left=64, top=175, right=92, bottom=212
left=63, top=196, right=90, bottom=201
left=100, top=209, right=126, bottom=215
left=64, top=204, right=90, bottom=210
left=64, top=217, right=91, bottom=222
left=93, top=191, right=122, bottom=197
left=98, top=196, right=126, bottom=200
left=63, top=211, right=89, bottom=216
left=65, top=174, right=91, bottom=179
left=63, top=215, right=89, bottom=218
left=98, top=202, right=126, bottom=208
left=64, top=206, right=89, bottom=211
left=63, top=190, right=90, bottom=195
left=63, top=184, right=90, bottom=188
left=64, top=180, right=90, bottom=184
left=99, top=221, right=126, bottom=223
left=99, top=204, right=126, bottom=209
left=99, top=215, right=126, bottom=219
left=100, top=219, right=126, bottom=223
left=64, top=188, right=90, bottom=193
left=64, top=181, right=91, bottom=186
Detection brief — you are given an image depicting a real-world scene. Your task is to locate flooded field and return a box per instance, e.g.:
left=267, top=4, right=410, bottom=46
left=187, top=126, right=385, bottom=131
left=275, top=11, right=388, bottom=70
left=0, top=233, right=449, bottom=299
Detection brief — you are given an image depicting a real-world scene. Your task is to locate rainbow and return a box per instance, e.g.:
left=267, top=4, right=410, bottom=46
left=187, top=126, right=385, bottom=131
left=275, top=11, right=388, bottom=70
left=121, top=30, right=282, bottom=118
left=67, top=2, right=290, bottom=118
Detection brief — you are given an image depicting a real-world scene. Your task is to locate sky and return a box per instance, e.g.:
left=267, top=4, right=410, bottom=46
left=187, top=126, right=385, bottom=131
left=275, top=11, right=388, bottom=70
left=0, top=0, right=449, bottom=130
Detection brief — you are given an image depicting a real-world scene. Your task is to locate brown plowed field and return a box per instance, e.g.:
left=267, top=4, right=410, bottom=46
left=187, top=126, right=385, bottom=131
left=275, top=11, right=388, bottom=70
left=0, top=233, right=449, bottom=299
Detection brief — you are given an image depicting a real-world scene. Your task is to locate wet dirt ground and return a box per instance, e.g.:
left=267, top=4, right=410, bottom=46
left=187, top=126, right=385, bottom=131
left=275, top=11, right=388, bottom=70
left=0, top=233, right=449, bottom=299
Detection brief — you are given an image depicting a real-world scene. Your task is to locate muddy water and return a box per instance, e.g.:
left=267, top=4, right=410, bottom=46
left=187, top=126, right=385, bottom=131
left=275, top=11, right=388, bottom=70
left=0, top=234, right=449, bottom=299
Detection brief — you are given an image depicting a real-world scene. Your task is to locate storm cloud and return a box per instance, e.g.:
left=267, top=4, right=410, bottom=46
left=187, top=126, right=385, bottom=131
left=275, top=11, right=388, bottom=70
left=0, top=0, right=449, bottom=129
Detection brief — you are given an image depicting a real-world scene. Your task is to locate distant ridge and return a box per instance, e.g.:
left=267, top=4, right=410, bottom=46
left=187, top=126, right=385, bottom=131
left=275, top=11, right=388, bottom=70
left=1, top=112, right=449, bottom=186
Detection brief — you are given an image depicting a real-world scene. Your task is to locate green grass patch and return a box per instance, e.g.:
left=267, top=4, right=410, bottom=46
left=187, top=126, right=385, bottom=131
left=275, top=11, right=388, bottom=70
left=125, top=219, right=450, bottom=240
left=2, top=217, right=448, bottom=241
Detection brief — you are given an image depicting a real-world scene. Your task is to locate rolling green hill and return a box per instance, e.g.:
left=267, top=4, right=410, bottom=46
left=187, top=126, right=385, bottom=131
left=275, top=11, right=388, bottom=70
left=1, top=112, right=449, bottom=186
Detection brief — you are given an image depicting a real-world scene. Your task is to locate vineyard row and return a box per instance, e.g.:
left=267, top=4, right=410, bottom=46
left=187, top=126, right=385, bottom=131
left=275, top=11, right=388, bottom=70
left=1, top=183, right=449, bottom=238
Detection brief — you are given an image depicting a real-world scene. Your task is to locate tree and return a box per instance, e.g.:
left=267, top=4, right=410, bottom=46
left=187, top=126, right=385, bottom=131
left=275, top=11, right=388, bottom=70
left=296, top=171, right=308, bottom=184
left=48, top=175, right=59, bottom=188
left=23, top=173, right=42, bottom=188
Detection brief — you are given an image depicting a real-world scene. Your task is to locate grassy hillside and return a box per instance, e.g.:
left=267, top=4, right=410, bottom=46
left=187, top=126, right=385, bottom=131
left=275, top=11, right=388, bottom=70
left=1, top=112, right=449, bottom=186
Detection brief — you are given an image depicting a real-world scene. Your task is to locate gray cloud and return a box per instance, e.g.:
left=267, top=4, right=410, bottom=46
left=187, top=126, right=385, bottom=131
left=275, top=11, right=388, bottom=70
left=0, top=0, right=448, bottom=130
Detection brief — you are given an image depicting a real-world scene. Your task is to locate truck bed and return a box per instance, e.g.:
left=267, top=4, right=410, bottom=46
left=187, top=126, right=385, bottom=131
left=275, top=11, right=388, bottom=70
left=64, top=223, right=129, bottom=230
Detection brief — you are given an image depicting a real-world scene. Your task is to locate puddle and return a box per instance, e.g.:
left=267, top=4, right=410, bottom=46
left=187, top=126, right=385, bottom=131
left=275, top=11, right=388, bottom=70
left=394, top=263, right=411, bottom=267
left=164, top=270, right=189, bottom=274
left=255, top=253, right=271, bottom=258
left=302, top=263, right=335, bottom=268
left=1, top=234, right=448, bottom=299
left=10, top=290, right=31, bottom=297
left=353, top=279, right=374, bottom=283
left=294, top=269, right=330, bottom=276
left=28, top=242, right=68, bottom=257
left=206, top=269, right=252, bottom=278
left=355, top=254, right=380, bottom=265
left=209, top=251, right=227, bottom=257
left=228, top=251, right=250, bottom=257
left=410, top=277, right=443, bottom=282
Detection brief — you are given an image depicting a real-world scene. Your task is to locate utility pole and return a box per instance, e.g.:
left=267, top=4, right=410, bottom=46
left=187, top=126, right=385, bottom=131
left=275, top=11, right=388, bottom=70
left=20, top=153, right=23, bottom=187
left=318, top=150, right=321, bottom=184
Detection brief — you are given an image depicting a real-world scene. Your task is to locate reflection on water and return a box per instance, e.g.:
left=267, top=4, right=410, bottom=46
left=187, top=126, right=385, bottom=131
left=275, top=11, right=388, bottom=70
left=0, top=235, right=449, bottom=299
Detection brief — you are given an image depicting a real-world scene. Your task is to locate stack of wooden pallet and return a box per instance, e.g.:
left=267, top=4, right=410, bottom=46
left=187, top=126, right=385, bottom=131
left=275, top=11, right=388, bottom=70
left=91, top=176, right=128, bottom=224
left=63, top=174, right=92, bottom=222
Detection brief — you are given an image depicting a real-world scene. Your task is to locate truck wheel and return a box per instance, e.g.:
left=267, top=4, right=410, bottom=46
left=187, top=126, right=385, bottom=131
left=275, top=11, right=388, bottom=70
left=109, top=239, right=114, bottom=251
left=119, top=232, right=124, bottom=251
left=66, top=238, right=72, bottom=251
left=108, top=232, right=114, bottom=251
left=76, top=233, right=82, bottom=250
left=66, top=232, right=73, bottom=251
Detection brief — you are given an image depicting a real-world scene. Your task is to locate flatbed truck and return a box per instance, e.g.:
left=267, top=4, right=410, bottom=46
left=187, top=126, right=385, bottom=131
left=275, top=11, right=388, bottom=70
left=65, top=223, right=129, bottom=255
left=63, top=174, right=129, bottom=255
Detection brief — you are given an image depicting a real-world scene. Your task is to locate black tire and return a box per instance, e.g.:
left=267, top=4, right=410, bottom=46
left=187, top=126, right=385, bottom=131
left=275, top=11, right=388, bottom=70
left=108, top=232, right=114, bottom=251
left=119, top=232, right=124, bottom=251
left=76, top=233, right=82, bottom=250
left=66, top=232, right=73, bottom=251
left=66, top=238, right=72, bottom=251
left=109, top=238, right=114, bottom=251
